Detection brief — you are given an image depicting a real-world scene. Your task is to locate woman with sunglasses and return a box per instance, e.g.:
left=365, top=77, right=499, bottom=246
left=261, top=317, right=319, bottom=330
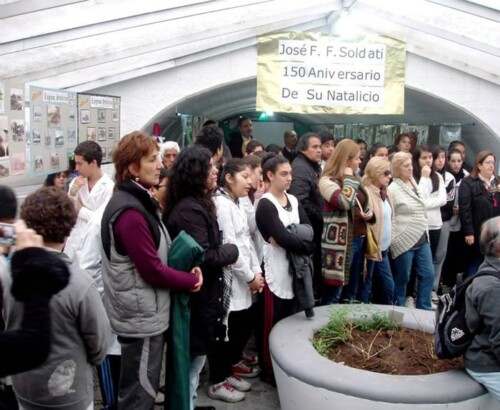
left=459, top=151, right=500, bottom=277
left=360, top=157, right=395, bottom=304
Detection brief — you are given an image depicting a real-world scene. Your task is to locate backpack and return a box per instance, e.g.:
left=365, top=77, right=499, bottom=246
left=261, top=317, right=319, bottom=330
left=434, top=269, right=500, bottom=359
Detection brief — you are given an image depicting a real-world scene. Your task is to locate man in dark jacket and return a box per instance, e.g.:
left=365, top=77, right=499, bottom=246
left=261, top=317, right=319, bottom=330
left=228, top=117, right=253, bottom=158
left=282, top=130, right=298, bottom=163
left=288, top=133, right=323, bottom=299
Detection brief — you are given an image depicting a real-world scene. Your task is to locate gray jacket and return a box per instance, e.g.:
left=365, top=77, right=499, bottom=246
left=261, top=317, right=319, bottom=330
left=286, top=223, right=315, bottom=318
left=3, top=250, right=111, bottom=410
left=101, top=204, right=172, bottom=338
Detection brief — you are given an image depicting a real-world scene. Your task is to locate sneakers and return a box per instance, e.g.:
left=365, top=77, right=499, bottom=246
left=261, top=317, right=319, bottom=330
left=431, top=291, right=439, bottom=303
left=242, top=352, right=258, bottom=366
left=207, top=381, right=245, bottom=403
left=226, top=375, right=252, bottom=392
left=232, top=360, right=260, bottom=378
left=405, top=296, right=415, bottom=308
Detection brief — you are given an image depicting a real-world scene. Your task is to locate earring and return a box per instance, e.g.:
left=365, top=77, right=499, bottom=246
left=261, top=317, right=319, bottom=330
left=135, top=176, right=139, bottom=182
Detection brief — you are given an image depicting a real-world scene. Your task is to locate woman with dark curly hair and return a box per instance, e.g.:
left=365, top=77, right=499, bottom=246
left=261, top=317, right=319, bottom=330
left=390, top=132, right=413, bottom=154
left=2, top=187, right=111, bottom=410
left=163, top=146, right=240, bottom=405
left=101, top=132, right=202, bottom=410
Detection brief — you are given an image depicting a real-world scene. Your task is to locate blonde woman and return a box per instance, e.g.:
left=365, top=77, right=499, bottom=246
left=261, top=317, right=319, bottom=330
left=387, top=152, right=434, bottom=310
left=361, top=157, right=394, bottom=304
left=319, top=139, right=373, bottom=304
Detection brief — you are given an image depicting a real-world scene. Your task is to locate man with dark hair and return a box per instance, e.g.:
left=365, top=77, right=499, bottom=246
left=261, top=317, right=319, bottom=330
left=282, top=130, right=298, bottom=163
left=64, top=140, right=114, bottom=259
left=195, top=125, right=224, bottom=163
left=288, top=133, right=323, bottom=298
left=228, top=117, right=253, bottom=158
left=3, top=187, right=111, bottom=410
left=318, top=130, right=335, bottom=170
left=448, top=140, right=472, bottom=172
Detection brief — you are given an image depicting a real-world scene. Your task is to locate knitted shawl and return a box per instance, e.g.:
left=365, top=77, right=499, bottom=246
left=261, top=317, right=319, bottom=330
left=387, top=178, right=429, bottom=258
left=319, top=175, right=359, bottom=285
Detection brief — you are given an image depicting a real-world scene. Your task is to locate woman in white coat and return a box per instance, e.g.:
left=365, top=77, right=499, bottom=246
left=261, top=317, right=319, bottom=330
left=213, top=158, right=264, bottom=392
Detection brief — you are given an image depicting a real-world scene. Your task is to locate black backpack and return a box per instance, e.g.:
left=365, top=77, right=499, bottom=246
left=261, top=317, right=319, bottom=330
left=434, top=269, right=500, bottom=359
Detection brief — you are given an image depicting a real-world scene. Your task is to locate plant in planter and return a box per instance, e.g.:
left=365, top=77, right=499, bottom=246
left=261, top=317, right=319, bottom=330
left=269, top=304, right=496, bottom=409
left=312, top=306, right=462, bottom=375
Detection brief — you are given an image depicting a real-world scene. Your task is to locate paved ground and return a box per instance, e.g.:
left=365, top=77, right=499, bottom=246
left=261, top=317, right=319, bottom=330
left=194, top=369, right=280, bottom=410
left=94, top=357, right=281, bottom=410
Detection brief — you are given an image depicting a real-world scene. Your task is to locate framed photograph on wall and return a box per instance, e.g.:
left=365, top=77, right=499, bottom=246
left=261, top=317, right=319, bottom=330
left=80, top=109, right=91, bottom=124
left=87, top=127, right=96, bottom=141
left=374, top=125, right=397, bottom=147
left=108, top=127, right=116, bottom=139
left=98, top=109, right=106, bottom=123
left=97, top=127, right=107, bottom=141
left=333, top=125, right=345, bottom=141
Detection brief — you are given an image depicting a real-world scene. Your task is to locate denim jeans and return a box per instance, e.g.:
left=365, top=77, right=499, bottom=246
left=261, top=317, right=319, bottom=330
left=364, top=250, right=394, bottom=305
left=189, top=354, right=206, bottom=410
left=321, top=284, right=343, bottom=305
left=393, top=242, right=434, bottom=310
left=433, top=221, right=451, bottom=291
left=344, top=236, right=366, bottom=302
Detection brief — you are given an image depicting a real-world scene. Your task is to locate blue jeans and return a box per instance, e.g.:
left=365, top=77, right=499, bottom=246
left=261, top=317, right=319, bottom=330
left=344, top=236, right=366, bottom=302
left=189, top=354, right=206, bottom=410
left=466, top=368, right=500, bottom=402
left=364, top=250, right=394, bottom=305
left=393, top=243, right=434, bottom=310
left=321, top=284, right=343, bottom=305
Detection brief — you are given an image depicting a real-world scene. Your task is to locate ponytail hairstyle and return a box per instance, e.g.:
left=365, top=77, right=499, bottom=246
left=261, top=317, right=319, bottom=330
left=261, top=153, right=289, bottom=183
left=220, top=158, right=250, bottom=192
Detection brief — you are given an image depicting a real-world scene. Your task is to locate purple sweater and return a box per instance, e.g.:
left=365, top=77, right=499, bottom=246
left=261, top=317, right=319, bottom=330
left=114, top=208, right=197, bottom=290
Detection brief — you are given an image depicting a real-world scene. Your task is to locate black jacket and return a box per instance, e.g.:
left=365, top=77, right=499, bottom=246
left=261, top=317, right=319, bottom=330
left=459, top=176, right=500, bottom=238
left=288, top=153, right=323, bottom=237
left=165, top=196, right=238, bottom=354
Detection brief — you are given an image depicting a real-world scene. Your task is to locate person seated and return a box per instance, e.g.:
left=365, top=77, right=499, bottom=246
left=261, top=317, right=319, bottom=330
left=465, top=216, right=500, bottom=402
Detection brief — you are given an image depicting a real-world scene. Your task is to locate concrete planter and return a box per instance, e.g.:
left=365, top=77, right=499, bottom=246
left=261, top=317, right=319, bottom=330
left=270, top=304, right=496, bottom=409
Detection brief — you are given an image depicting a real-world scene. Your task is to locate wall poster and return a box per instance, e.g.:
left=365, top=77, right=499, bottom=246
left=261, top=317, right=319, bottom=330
left=29, top=86, right=77, bottom=178
left=0, top=81, right=28, bottom=182
left=77, top=93, right=120, bottom=164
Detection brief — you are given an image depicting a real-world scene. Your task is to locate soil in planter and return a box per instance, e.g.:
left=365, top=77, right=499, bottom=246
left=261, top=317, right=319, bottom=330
left=324, top=327, right=464, bottom=375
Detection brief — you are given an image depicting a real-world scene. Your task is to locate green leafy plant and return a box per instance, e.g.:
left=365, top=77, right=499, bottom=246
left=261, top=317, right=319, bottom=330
left=312, top=307, right=400, bottom=357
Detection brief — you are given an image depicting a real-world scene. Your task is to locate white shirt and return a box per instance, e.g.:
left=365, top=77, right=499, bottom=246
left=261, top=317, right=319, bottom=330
left=213, top=189, right=261, bottom=312
left=64, top=173, right=114, bottom=260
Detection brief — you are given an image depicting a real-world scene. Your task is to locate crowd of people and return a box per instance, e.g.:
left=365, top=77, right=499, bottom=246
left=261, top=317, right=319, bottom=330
left=1, top=124, right=500, bottom=409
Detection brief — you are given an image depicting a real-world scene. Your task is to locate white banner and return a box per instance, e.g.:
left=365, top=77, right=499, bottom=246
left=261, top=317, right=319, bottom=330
left=90, top=96, right=114, bottom=109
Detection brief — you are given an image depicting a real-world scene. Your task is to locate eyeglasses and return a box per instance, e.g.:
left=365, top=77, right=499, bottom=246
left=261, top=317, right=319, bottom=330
left=383, top=170, right=392, bottom=176
left=482, top=160, right=495, bottom=165
left=154, top=184, right=167, bottom=190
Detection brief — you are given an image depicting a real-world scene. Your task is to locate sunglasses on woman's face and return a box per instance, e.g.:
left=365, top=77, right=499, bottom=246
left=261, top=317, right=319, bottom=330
left=383, top=170, right=392, bottom=176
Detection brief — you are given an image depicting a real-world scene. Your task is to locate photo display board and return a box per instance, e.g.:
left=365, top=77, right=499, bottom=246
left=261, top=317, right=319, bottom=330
left=29, top=86, right=78, bottom=177
left=0, top=81, right=28, bottom=182
left=77, top=93, right=120, bottom=164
